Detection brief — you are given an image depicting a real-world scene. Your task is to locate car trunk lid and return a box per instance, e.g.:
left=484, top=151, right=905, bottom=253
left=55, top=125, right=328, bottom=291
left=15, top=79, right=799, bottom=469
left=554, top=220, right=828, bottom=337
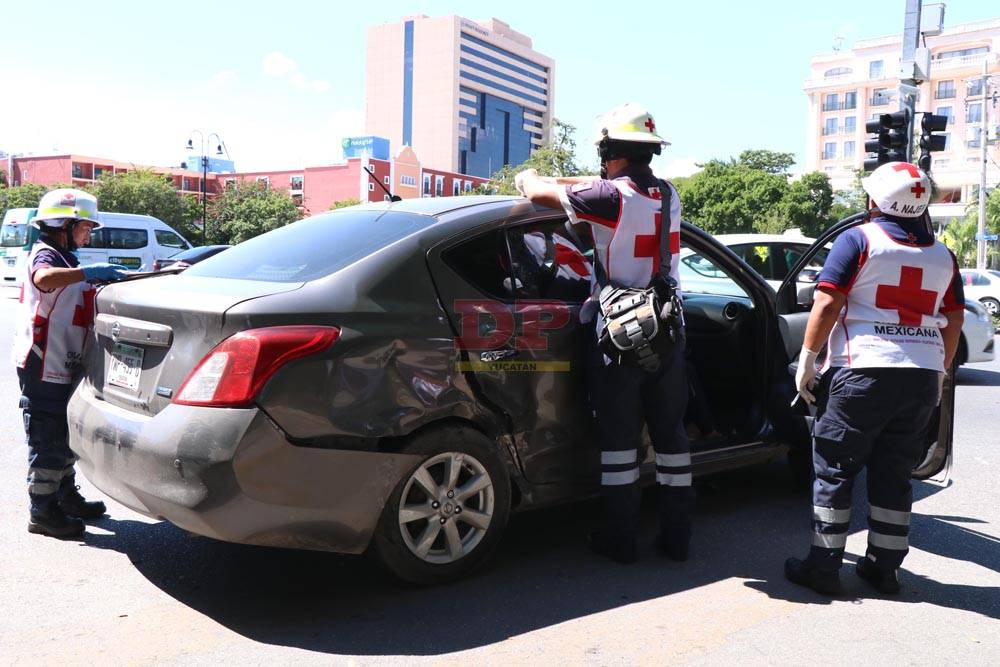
left=85, top=274, right=303, bottom=416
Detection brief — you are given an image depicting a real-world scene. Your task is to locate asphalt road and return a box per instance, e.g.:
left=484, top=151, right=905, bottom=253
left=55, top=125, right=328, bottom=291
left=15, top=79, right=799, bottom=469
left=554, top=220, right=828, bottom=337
left=0, top=292, right=998, bottom=665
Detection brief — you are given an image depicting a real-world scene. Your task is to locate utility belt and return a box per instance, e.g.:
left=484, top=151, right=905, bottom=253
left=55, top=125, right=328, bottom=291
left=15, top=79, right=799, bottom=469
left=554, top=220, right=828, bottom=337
left=598, top=276, right=684, bottom=372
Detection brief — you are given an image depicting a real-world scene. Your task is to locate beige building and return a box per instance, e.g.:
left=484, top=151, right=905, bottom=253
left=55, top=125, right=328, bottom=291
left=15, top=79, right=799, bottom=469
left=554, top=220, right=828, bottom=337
left=804, top=17, right=1000, bottom=224
left=366, top=15, right=554, bottom=178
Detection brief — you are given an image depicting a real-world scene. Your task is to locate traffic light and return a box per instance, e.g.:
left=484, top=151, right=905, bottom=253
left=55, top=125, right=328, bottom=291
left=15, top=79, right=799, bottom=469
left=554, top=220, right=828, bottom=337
left=863, top=110, right=910, bottom=172
left=917, top=113, right=949, bottom=172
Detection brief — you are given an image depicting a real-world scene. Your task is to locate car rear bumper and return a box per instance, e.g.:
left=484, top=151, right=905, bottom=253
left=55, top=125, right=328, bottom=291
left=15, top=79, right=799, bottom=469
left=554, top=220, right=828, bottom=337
left=965, top=320, right=996, bottom=364
left=68, top=382, right=422, bottom=554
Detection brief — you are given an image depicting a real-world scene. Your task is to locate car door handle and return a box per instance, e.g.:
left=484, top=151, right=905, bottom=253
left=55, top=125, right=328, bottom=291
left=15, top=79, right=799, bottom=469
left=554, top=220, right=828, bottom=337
left=480, top=349, right=518, bottom=362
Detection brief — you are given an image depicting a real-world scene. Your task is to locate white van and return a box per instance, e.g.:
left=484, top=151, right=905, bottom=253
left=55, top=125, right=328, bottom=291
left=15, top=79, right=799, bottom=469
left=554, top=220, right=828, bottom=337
left=1, top=210, right=192, bottom=293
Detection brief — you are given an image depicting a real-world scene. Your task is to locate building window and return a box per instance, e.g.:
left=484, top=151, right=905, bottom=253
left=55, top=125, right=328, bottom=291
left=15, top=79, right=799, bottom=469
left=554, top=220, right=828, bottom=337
left=368, top=182, right=375, bottom=191
left=871, top=88, right=892, bottom=106
left=453, top=180, right=461, bottom=196
left=844, top=141, right=856, bottom=159
left=823, top=118, right=838, bottom=136
left=935, top=106, right=953, bottom=124
left=934, top=159, right=951, bottom=169
left=72, top=163, right=83, bottom=178
left=934, top=46, right=989, bottom=61
left=942, top=133, right=952, bottom=150
left=935, top=80, right=955, bottom=99
left=291, top=194, right=303, bottom=206
left=423, top=174, right=431, bottom=195
left=400, top=175, right=417, bottom=187
left=967, top=79, right=984, bottom=97
left=383, top=175, right=390, bottom=185
left=822, top=142, right=837, bottom=160
left=869, top=60, right=884, bottom=79
left=290, top=175, right=303, bottom=190
left=966, top=103, right=982, bottom=124
left=224, top=178, right=236, bottom=189
left=822, top=93, right=839, bottom=112
left=256, top=176, right=269, bottom=188
left=182, top=178, right=193, bottom=191
left=464, top=180, right=473, bottom=192
left=967, top=127, right=983, bottom=149
left=823, top=67, right=851, bottom=78
left=435, top=175, right=444, bottom=197
left=844, top=116, right=856, bottom=134
left=844, top=91, right=857, bottom=109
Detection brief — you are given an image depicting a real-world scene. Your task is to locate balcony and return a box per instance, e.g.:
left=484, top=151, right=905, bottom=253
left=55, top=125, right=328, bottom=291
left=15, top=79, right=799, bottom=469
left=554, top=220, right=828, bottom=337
left=822, top=126, right=857, bottom=136
left=822, top=100, right=858, bottom=112
left=821, top=152, right=837, bottom=161
left=932, top=52, right=997, bottom=72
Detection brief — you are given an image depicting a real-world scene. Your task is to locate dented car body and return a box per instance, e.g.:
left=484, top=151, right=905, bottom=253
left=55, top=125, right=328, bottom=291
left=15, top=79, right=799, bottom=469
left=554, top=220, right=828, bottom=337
left=68, top=197, right=954, bottom=583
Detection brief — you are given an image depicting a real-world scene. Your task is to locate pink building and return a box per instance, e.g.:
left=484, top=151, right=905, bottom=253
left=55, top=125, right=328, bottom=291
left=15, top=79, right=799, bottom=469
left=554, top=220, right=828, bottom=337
left=8, top=149, right=491, bottom=216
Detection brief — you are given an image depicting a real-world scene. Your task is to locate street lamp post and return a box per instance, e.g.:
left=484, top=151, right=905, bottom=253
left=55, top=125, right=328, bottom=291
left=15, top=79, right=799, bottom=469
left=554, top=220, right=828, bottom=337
left=184, top=131, right=227, bottom=245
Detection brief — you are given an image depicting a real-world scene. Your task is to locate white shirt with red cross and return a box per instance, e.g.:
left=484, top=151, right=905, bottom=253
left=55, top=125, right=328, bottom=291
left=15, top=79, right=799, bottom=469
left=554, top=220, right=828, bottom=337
left=559, top=177, right=681, bottom=334
left=825, top=222, right=955, bottom=372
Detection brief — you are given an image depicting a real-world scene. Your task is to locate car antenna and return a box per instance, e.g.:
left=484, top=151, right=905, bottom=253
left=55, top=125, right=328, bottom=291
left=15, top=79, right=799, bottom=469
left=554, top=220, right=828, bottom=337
left=363, top=165, right=402, bottom=202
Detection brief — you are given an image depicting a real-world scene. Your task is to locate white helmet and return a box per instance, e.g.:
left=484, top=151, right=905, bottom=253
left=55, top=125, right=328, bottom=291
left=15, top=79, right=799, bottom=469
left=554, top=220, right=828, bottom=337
left=32, top=188, right=102, bottom=229
left=861, top=162, right=931, bottom=218
left=593, top=102, right=670, bottom=148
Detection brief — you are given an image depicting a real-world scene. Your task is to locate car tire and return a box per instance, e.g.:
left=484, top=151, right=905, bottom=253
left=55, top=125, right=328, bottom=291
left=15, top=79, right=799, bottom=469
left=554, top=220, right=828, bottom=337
left=374, top=425, right=511, bottom=586
left=980, top=297, right=1000, bottom=318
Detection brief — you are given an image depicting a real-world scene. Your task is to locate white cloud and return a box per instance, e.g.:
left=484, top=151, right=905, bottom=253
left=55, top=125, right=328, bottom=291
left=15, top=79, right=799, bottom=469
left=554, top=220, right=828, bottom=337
left=311, top=80, right=330, bottom=93
left=656, top=157, right=702, bottom=180
left=289, top=72, right=308, bottom=89
left=209, top=69, right=238, bottom=88
left=262, top=51, right=297, bottom=77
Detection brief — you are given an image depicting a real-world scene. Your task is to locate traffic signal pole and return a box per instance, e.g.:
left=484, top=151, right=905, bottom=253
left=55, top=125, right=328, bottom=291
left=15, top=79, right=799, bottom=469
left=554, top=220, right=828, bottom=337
left=899, top=0, right=922, bottom=162
left=977, top=59, right=990, bottom=269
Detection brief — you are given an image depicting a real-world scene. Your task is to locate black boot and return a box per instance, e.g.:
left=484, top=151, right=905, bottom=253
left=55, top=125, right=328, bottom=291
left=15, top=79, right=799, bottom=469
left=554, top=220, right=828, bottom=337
left=856, top=557, right=901, bottom=594
left=58, top=484, right=106, bottom=520
left=29, top=504, right=85, bottom=538
left=587, top=530, right=638, bottom=564
left=784, top=557, right=842, bottom=596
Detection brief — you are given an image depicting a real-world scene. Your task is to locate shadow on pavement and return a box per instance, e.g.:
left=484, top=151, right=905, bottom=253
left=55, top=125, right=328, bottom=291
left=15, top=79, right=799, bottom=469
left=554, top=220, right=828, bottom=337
left=76, top=462, right=998, bottom=656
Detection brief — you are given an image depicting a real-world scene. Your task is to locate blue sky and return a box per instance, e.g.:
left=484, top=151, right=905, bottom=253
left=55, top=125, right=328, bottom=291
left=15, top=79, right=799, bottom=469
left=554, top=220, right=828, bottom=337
left=0, top=0, right=995, bottom=175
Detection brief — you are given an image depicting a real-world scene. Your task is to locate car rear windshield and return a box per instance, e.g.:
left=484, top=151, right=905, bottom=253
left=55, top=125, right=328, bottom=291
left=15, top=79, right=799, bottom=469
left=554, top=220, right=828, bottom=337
left=184, top=210, right=431, bottom=283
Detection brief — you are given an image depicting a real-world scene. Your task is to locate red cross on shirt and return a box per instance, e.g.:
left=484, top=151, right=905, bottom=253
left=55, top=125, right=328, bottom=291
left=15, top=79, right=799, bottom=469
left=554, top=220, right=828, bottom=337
left=632, top=213, right=681, bottom=279
left=72, top=288, right=96, bottom=328
left=875, top=265, right=938, bottom=326
left=644, top=118, right=655, bottom=132
left=555, top=243, right=591, bottom=278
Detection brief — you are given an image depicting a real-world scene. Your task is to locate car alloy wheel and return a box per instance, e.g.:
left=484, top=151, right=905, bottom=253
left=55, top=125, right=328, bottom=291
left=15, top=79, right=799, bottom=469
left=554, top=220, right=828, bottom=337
left=981, top=297, right=999, bottom=317
left=397, top=451, right=495, bottom=565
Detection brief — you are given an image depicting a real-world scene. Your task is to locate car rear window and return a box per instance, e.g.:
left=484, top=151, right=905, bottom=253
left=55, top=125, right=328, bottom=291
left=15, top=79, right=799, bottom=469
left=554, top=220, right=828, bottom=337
left=184, top=210, right=430, bottom=282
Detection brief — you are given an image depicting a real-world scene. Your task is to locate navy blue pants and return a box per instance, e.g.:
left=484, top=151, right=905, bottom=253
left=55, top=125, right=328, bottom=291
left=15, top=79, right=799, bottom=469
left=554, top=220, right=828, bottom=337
left=807, top=366, right=940, bottom=571
left=17, top=355, right=78, bottom=512
left=587, top=334, right=694, bottom=542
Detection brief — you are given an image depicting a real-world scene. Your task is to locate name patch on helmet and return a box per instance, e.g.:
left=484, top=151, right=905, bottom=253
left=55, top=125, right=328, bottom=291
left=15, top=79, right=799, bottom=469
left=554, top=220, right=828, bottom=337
left=889, top=201, right=923, bottom=215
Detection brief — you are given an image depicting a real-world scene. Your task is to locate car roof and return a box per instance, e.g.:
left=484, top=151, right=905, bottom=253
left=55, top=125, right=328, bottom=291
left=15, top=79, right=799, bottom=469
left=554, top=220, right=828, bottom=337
left=714, top=233, right=817, bottom=245
left=353, top=195, right=522, bottom=218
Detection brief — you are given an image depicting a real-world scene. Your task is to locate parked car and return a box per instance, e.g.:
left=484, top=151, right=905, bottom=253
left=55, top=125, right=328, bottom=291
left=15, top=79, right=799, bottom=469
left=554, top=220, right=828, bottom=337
left=152, top=244, right=231, bottom=271
left=66, top=199, right=954, bottom=585
left=959, top=269, right=1000, bottom=317
left=959, top=298, right=996, bottom=364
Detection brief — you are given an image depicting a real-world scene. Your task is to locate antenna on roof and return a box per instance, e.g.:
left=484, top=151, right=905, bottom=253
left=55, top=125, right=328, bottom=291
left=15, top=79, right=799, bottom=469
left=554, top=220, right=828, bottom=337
left=363, top=165, right=402, bottom=202
left=832, top=35, right=844, bottom=51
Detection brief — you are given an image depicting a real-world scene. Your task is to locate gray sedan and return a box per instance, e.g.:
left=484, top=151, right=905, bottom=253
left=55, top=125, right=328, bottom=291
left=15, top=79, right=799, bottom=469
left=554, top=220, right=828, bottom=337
left=68, top=197, right=954, bottom=584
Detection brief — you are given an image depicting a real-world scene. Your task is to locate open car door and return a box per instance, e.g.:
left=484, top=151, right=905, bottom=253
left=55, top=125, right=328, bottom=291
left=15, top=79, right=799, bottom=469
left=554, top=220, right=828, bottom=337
left=774, top=213, right=954, bottom=480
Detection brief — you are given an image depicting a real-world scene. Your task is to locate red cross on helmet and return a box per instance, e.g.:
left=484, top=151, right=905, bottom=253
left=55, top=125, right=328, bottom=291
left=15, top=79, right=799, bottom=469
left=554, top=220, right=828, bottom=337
left=593, top=103, right=670, bottom=147
left=861, top=161, right=931, bottom=218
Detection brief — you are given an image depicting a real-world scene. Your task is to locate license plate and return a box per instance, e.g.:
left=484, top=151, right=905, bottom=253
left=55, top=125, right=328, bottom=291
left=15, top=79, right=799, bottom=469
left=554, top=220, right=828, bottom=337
left=109, top=256, right=142, bottom=269
left=107, top=343, right=144, bottom=391
left=4, top=258, right=14, bottom=267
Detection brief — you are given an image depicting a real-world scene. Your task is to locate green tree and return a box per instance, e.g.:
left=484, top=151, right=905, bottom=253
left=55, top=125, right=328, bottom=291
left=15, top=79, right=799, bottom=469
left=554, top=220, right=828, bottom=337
left=778, top=171, right=834, bottom=237
left=0, top=183, right=48, bottom=221
left=208, top=179, right=301, bottom=244
left=674, top=159, right=788, bottom=234
left=330, top=198, right=362, bottom=209
left=90, top=169, right=200, bottom=241
left=940, top=216, right=978, bottom=267
left=468, top=118, right=595, bottom=195
left=736, top=149, right=796, bottom=175
left=829, top=169, right=867, bottom=224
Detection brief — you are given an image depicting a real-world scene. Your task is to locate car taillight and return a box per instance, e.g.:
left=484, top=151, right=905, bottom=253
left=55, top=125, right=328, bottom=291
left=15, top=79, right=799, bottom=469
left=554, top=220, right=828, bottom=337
left=173, top=326, right=340, bottom=407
